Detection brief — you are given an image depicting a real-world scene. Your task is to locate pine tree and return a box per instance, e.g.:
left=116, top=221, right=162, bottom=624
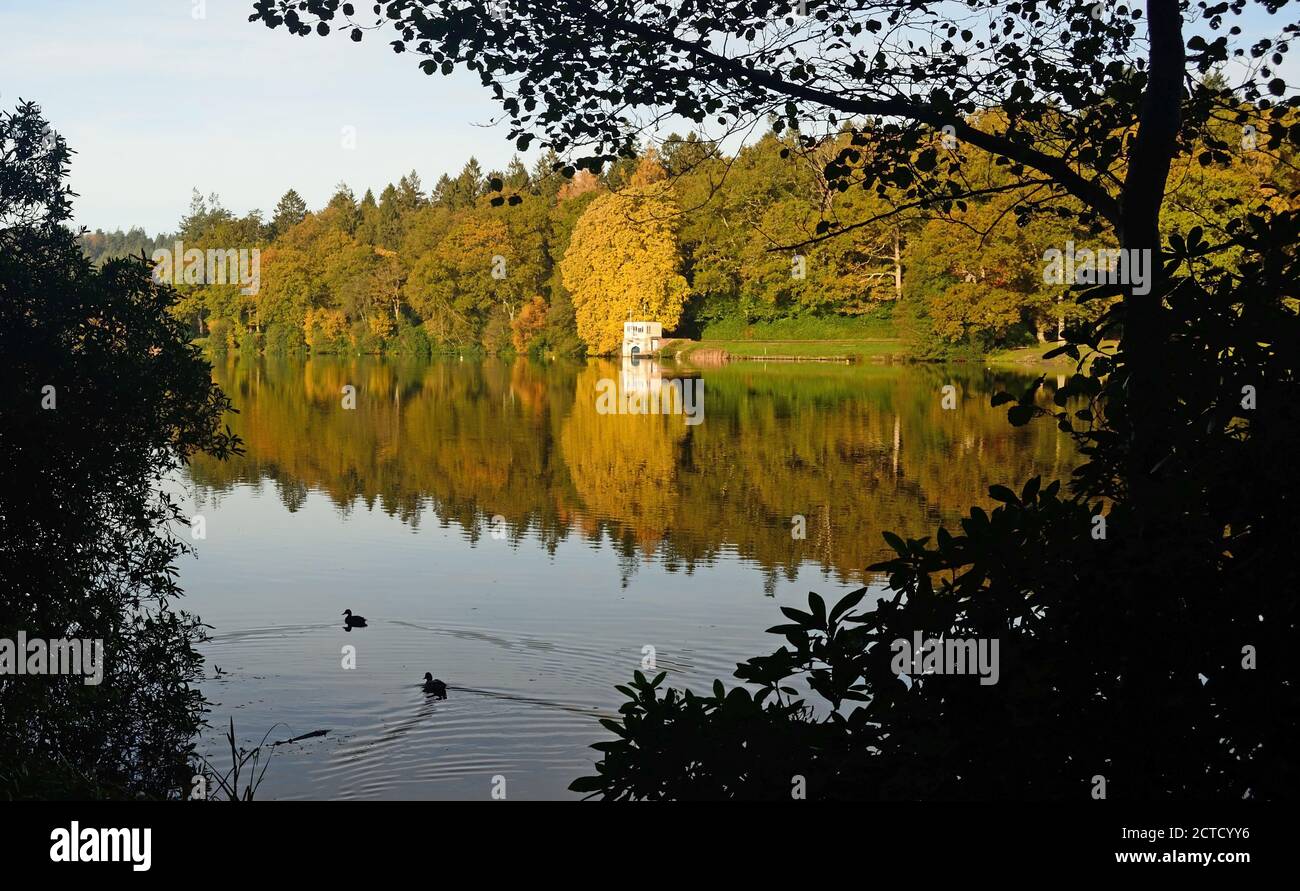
left=325, top=182, right=360, bottom=235
left=396, top=171, right=425, bottom=212
left=445, top=158, right=484, bottom=210
left=270, top=188, right=308, bottom=238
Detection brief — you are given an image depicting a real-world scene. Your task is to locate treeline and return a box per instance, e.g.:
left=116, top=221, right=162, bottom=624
left=130, top=109, right=1296, bottom=359
left=79, top=226, right=172, bottom=266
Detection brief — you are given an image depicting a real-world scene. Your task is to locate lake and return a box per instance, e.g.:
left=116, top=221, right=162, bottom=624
left=179, top=354, right=1073, bottom=800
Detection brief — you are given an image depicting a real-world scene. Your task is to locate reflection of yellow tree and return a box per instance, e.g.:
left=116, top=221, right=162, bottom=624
left=189, top=356, right=1074, bottom=582
left=559, top=361, right=687, bottom=551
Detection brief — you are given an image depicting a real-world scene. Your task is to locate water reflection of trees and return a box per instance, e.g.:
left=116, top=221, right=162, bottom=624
left=189, top=356, right=1072, bottom=583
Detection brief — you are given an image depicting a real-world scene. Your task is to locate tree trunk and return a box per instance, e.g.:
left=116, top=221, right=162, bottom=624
left=892, top=230, right=903, bottom=300
left=1119, top=0, right=1185, bottom=522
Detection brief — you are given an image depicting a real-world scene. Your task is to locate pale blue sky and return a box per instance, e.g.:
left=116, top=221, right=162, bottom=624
left=0, top=0, right=536, bottom=234
left=2, top=1, right=1293, bottom=235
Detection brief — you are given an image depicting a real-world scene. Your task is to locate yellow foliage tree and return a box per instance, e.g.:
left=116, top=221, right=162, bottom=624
left=510, top=295, right=549, bottom=351
left=303, top=306, right=349, bottom=350
left=559, top=177, right=689, bottom=355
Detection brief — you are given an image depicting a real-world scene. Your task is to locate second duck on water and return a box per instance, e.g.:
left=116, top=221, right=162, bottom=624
left=342, top=609, right=367, bottom=629
left=422, top=673, right=448, bottom=699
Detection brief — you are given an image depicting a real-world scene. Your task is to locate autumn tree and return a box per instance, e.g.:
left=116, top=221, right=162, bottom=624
left=671, top=131, right=908, bottom=328
left=560, top=155, right=690, bottom=354
left=404, top=209, right=517, bottom=345
left=510, top=295, right=549, bottom=351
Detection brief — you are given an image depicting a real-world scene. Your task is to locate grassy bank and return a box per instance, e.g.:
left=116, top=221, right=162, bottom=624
left=697, top=311, right=898, bottom=342
left=986, top=340, right=1119, bottom=370
left=984, top=343, right=1077, bottom=368
left=667, top=338, right=905, bottom=361
left=665, top=311, right=904, bottom=361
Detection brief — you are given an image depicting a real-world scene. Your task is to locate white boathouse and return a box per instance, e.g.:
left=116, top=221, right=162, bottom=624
left=622, top=321, right=663, bottom=357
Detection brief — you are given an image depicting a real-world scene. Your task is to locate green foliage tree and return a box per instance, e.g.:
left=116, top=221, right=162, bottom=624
left=0, top=101, right=239, bottom=797
left=405, top=209, right=515, bottom=346
left=80, top=226, right=172, bottom=266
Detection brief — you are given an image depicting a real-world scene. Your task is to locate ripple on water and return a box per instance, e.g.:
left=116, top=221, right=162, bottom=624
left=198, top=614, right=765, bottom=800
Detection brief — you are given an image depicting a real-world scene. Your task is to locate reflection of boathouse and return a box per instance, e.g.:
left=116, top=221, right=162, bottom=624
left=614, top=355, right=704, bottom=425
left=620, top=355, right=701, bottom=403
left=620, top=356, right=663, bottom=399
left=622, top=321, right=662, bottom=357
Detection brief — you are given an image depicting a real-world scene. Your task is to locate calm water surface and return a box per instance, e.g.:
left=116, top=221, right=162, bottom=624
left=179, top=355, right=1073, bottom=799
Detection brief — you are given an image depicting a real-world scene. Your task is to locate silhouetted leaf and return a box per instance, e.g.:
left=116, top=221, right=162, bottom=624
left=1007, top=404, right=1034, bottom=426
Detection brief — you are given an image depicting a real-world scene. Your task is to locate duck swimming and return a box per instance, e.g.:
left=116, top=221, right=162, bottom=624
left=422, top=673, right=448, bottom=699
left=342, top=609, right=367, bottom=629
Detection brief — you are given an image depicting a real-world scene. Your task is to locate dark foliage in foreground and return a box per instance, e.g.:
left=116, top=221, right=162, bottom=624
left=571, top=213, right=1300, bottom=800
left=0, top=101, right=240, bottom=798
